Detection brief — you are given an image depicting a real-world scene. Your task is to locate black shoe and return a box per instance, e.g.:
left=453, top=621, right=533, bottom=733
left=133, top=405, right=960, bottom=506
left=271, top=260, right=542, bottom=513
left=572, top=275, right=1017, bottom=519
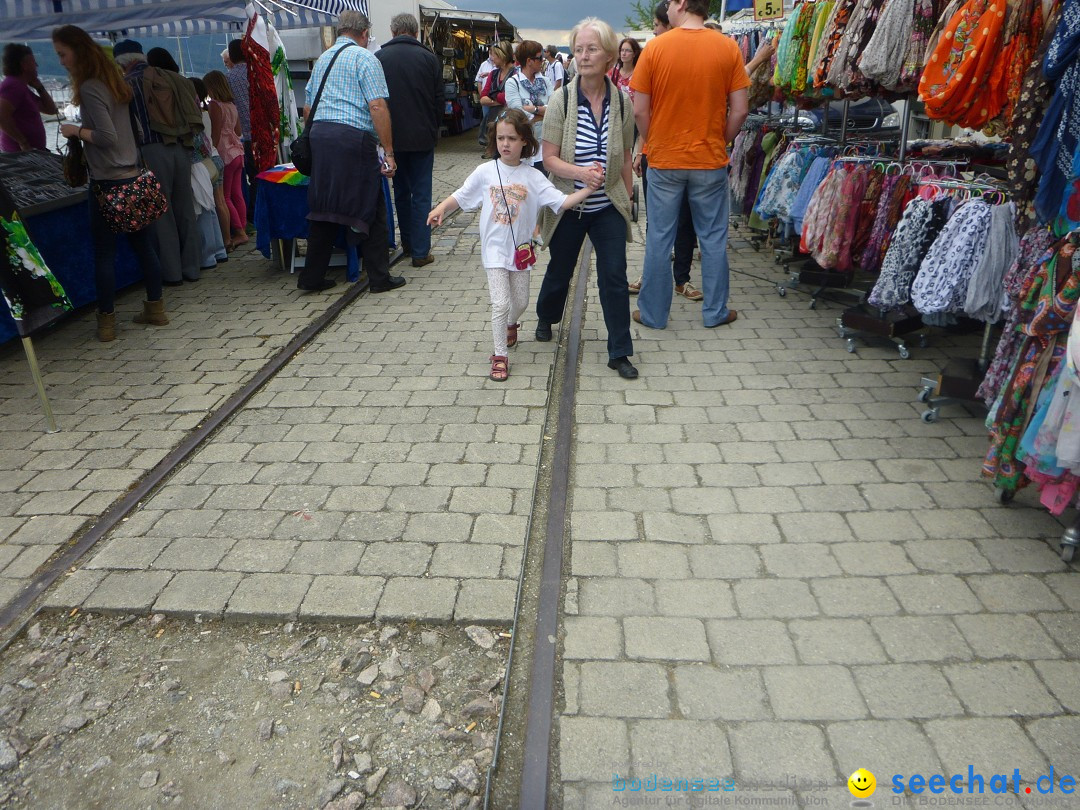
left=370, top=276, right=406, bottom=293
left=535, top=321, right=553, bottom=342
left=163, top=279, right=184, bottom=287
left=607, top=357, right=639, bottom=379
left=297, top=278, right=336, bottom=292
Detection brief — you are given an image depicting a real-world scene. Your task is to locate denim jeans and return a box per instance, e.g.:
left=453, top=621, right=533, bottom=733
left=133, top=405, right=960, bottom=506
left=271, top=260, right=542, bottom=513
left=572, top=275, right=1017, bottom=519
left=637, top=166, right=732, bottom=328
left=392, top=150, right=435, bottom=258
left=641, top=154, right=696, bottom=285
left=89, top=179, right=163, bottom=313
left=536, top=204, right=633, bottom=360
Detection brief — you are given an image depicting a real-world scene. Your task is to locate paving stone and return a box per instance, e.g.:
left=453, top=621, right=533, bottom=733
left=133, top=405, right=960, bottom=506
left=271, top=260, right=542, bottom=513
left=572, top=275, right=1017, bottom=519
left=844, top=511, right=926, bottom=541
left=8, top=516, right=87, bottom=546
left=218, top=539, right=298, bottom=573
left=953, top=614, right=1063, bottom=660
left=559, top=717, right=629, bottom=782
left=373, top=577, right=458, bottom=622
left=904, top=538, right=994, bottom=573
left=578, top=662, right=670, bottom=718
left=150, top=509, right=223, bottom=538
left=654, top=580, right=735, bottom=618
left=729, top=723, right=835, bottom=783
left=1037, top=612, right=1080, bottom=658
left=571, top=543, right=618, bottom=577
left=1027, top=716, right=1080, bottom=775
left=577, top=578, right=655, bottom=617
left=629, top=720, right=732, bottom=779
left=42, top=569, right=107, bottom=608
left=966, top=574, right=1065, bottom=613
left=564, top=616, right=622, bottom=660
left=975, top=537, right=1068, bottom=573
left=945, top=662, right=1059, bottom=717
left=640, top=513, right=708, bottom=544
left=925, top=718, right=1047, bottom=778
left=152, top=537, right=234, bottom=571
left=454, top=579, right=515, bottom=623
left=777, top=512, right=855, bottom=544
left=1030, top=661, right=1080, bottom=713
left=298, top=575, right=384, bottom=620
left=402, top=512, right=473, bottom=544
left=853, top=664, right=964, bottom=719
left=83, top=570, right=174, bottom=613
left=706, top=619, right=797, bottom=665
left=831, top=541, right=917, bottom=576
left=571, top=511, right=638, bottom=541
left=153, top=571, right=242, bottom=615
left=616, top=543, right=690, bottom=579
left=674, top=665, right=768, bottom=720
left=761, top=544, right=840, bottom=578
left=624, top=617, right=710, bottom=661
left=734, top=579, right=819, bottom=618
left=764, top=665, right=867, bottom=720
left=707, top=513, right=781, bottom=544
left=84, top=537, right=171, bottom=570
left=871, top=616, right=973, bottom=663
left=285, top=541, right=365, bottom=575
left=687, top=545, right=762, bottom=578
left=790, top=618, right=887, bottom=664
left=357, top=542, right=432, bottom=576
left=225, top=573, right=312, bottom=619
left=827, top=720, right=942, bottom=778
left=1, top=545, right=57, bottom=579
left=886, top=574, right=982, bottom=614
left=472, top=513, right=528, bottom=545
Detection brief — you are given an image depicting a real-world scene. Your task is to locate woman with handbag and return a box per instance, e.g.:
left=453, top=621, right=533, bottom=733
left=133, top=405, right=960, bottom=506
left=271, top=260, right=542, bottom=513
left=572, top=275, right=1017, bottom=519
left=478, top=42, right=516, bottom=148
left=535, top=17, right=638, bottom=380
left=53, top=24, right=166, bottom=342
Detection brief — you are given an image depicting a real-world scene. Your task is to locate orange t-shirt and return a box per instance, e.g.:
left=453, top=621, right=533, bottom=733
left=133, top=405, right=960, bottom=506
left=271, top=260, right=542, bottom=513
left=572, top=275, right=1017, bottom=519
left=630, top=28, right=750, bottom=170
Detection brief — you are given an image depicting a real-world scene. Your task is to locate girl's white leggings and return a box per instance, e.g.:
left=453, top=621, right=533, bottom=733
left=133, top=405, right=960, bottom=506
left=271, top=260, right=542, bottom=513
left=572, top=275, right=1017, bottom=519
left=486, top=267, right=531, bottom=356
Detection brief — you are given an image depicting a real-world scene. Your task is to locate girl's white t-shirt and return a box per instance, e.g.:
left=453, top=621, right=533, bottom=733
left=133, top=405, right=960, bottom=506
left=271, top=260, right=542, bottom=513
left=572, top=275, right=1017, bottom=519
left=452, top=159, right=567, bottom=271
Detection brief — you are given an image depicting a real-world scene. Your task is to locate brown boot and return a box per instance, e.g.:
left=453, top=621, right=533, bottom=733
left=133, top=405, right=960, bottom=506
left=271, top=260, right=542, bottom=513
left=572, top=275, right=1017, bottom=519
left=133, top=298, right=169, bottom=326
left=96, top=311, right=116, bottom=342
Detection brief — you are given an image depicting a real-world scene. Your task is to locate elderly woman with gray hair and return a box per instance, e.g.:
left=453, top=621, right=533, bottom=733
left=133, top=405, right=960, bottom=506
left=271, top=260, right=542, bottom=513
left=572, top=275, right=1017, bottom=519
left=534, top=17, right=638, bottom=380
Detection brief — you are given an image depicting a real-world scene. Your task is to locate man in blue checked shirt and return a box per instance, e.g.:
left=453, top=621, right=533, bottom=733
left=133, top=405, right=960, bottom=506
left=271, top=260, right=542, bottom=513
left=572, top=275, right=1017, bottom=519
left=297, top=10, right=406, bottom=294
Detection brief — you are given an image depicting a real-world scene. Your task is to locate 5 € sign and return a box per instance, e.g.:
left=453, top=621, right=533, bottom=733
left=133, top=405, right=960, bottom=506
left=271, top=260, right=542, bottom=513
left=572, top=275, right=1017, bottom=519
left=754, top=0, right=783, bottom=20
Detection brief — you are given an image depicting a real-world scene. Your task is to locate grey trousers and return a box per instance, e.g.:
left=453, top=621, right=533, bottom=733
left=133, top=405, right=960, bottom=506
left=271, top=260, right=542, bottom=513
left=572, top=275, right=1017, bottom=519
left=142, top=141, right=200, bottom=283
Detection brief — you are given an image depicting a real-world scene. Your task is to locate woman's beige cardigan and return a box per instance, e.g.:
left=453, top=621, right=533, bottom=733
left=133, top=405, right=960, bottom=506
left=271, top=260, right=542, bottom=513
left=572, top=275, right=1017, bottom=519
left=538, top=74, right=636, bottom=247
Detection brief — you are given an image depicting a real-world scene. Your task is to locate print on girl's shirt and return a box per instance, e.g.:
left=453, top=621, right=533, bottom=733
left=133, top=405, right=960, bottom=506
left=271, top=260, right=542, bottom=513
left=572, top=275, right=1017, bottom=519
left=490, top=183, right=528, bottom=225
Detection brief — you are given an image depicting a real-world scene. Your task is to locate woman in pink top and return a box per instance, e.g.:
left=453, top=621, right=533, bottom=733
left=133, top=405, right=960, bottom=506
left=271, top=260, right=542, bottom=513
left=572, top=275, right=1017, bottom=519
left=203, top=70, right=247, bottom=249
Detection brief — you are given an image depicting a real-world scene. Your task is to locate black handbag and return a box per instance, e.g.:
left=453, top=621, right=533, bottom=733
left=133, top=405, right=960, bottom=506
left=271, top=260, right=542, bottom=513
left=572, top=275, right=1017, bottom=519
left=291, top=43, right=356, bottom=175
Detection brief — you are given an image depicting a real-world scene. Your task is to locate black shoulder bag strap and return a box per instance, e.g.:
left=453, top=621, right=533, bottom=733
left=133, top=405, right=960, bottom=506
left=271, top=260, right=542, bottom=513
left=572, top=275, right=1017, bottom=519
left=308, top=42, right=357, bottom=123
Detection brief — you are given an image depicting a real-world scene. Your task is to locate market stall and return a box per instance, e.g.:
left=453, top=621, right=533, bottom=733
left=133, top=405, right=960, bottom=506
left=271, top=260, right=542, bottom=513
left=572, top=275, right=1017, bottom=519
left=419, top=5, right=517, bottom=136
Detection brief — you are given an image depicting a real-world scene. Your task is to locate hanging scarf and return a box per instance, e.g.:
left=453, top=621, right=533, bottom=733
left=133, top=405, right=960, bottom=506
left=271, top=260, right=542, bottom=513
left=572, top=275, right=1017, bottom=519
left=243, top=10, right=280, bottom=172
left=858, top=0, right=914, bottom=88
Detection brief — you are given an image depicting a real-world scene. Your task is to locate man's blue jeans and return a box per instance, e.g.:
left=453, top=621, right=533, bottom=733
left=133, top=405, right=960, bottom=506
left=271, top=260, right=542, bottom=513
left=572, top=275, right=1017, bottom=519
left=637, top=166, right=732, bottom=328
left=392, top=150, right=435, bottom=258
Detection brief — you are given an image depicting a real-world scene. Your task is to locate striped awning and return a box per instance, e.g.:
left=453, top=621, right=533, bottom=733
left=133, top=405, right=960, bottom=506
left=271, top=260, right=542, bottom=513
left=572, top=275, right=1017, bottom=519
left=1, top=0, right=367, bottom=41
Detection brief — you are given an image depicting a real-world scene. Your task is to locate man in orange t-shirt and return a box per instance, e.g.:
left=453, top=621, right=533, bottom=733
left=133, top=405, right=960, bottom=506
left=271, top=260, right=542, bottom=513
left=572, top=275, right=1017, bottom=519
left=630, top=0, right=750, bottom=329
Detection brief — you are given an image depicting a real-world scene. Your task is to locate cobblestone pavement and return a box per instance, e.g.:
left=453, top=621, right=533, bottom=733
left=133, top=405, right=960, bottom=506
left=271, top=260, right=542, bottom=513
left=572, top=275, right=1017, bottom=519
left=559, top=231, right=1080, bottom=805
left=3, top=133, right=1080, bottom=804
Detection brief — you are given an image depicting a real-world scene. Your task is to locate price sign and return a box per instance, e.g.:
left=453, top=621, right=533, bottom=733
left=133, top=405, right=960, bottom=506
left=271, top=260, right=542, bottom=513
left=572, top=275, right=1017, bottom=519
left=753, top=0, right=783, bottom=20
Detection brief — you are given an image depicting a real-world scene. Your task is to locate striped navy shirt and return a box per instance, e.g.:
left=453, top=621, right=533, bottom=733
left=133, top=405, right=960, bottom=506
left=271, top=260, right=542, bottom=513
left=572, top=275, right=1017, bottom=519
left=573, top=84, right=610, bottom=213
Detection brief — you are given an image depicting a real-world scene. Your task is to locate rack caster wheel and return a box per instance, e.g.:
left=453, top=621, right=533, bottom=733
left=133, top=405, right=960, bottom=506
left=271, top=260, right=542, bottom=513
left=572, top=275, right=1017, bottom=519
left=1062, top=544, right=1076, bottom=564
left=809, top=299, right=817, bottom=310
left=898, top=345, right=910, bottom=360
left=996, top=488, right=1014, bottom=505
left=920, top=409, right=939, bottom=423
left=845, top=339, right=856, bottom=354
left=917, top=387, right=932, bottom=403
left=777, top=286, right=787, bottom=297
left=918, top=335, right=929, bottom=349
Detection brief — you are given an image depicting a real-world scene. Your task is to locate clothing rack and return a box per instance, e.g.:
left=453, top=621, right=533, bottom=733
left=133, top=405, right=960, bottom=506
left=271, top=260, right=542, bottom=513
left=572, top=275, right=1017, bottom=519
left=1056, top=230, right=1080, bottom=562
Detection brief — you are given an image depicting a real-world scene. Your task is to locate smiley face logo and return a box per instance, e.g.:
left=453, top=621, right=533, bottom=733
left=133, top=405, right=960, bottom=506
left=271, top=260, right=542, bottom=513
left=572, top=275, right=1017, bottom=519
left=848, top=768, right=876, bottom=798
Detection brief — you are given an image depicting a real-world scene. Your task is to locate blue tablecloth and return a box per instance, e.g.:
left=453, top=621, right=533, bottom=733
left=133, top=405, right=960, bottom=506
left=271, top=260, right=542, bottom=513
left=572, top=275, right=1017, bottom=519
left=254, top=172, right=395, bottom=283
left=0, top=199, right=139, bottom=345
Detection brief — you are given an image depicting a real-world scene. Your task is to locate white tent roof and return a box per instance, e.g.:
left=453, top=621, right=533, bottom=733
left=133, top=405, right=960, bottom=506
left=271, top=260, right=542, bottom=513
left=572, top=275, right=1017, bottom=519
left=2, top=0, right=366, bottom=40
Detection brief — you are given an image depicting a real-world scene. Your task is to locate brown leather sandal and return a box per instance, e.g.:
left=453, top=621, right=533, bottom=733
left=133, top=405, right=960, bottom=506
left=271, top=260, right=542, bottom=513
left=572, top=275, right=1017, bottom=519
left=507, top=323, right=519, bottom=348
left=489, top=355, right=509, bottom=382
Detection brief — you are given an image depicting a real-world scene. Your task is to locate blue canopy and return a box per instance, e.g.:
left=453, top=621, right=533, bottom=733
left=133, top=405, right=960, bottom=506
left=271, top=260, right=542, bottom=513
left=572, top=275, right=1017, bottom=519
left=1, top=0, right=366, bottom=41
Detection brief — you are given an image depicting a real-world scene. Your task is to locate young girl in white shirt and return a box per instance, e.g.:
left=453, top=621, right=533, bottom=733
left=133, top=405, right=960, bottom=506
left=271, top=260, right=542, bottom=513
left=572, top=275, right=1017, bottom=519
left=428, top=109, right=597, bottom=381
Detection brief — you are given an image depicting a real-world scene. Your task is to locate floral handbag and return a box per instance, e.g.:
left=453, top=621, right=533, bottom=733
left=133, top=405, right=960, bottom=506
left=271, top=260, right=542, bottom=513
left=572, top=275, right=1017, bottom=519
left=92, top=169, right=168, bottom=234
